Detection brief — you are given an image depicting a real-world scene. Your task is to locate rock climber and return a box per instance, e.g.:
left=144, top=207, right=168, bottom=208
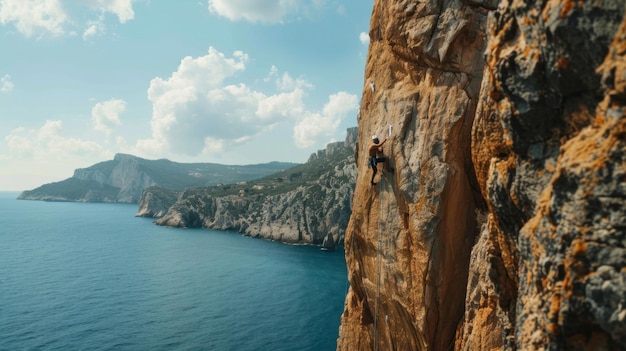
left=368, top=135, right=392, bottom=185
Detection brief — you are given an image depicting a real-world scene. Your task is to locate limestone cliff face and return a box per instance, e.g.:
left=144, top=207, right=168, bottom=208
left=136, top=187, right=179, bottom=218
left=338, top=1, right=491, bottom=349
left=74, top=154, right=157, bottom=203
left=466, top=1, right=626, bottom=349
left=338, top=0, right=626, bottom=350
left=153, top=180, right=352, bottom=244
left=19, top=154, right=294, bottom=203
left=18, top=153, right=157, bottom=203
left=149, top=129, right=357, bottom=245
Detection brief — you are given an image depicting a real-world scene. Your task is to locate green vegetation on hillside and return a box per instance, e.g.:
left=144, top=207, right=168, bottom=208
left=138, top=159, right=297, bottom=190
left=18, top=178, right=120, bottom=201
left=18, top=153, right=298, bottom=202
left=177, top=143, right=354, bottom=198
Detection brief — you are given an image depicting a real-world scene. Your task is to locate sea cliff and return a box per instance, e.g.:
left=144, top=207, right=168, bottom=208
left=140, top=128, right=358, bottom=245
left=18, top=154, right=294, bottom=203
left=338, top=1, right=626, bottom=350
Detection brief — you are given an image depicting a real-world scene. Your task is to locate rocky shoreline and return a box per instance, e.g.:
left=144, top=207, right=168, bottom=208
left=138, top=128, right=358, bottom=246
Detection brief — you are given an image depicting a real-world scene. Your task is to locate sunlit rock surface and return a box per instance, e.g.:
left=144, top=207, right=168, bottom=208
left=338, top=0, right=626, bottom=350
left=149, top=129, right=358, bottom=245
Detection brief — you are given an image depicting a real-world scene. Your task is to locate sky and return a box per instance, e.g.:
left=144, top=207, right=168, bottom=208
left=0, top=0, right=373, bottom=191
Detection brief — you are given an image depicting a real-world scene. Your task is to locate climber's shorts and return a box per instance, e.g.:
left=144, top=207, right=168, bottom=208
left=369, top=157, right=385, bottom=169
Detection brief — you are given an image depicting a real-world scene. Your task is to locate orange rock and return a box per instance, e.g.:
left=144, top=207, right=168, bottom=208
left=338, top=0, right=626, bottom=350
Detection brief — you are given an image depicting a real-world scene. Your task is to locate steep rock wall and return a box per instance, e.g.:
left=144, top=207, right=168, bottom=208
left=154, top=180, right=353, bottom=244
left=465, top=1, right=626, bottom=350
left=151, top=130, right=358, bottom=245
left=20, top=154, right=294, bottom=203
left=338, top=0, right=492, bottom=350
left=73, top=153, right=157, bottom=203
left=153, top=167, right=354, bottom=244
left=136, top=187, right=180, bottom=218
left=339, top=0, right=626, bottom=350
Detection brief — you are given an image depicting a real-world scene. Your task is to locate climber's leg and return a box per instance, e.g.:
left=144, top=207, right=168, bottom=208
left=369, top=157, right=378, bottom=185
left=371, top=165, right=377, bottom=185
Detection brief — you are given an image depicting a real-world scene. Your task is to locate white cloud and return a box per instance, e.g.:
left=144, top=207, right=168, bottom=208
left=2, top=120, right=113, bottom=190
left=208, top=0, right=298, bottom=23
left=142, top=47, right=253, bottom=156
left=359, top=32, right=370, bottom=46
left=0, top=0, right=136, bottom=39
left=265, top=66, right=279, bottom=82
left=92, top=98, right=125, bottom=137
left=140, top=47, right=358, bottom=158
left=85, top=0, right=135, bottom=23
left=82, top=15, right=105, bottom=40
left=293, top=91, right=358, bottom=148
left=82, top=22, right=99, bottom=39
left=256, top=87, right=305, bottom=119
left=81, top=0, right=135, bottom=40
left=266, top=66, right=313, bottom=91
left=1, top=74, right=14, bottom=92
left=5, top=120, right=109, bottom=159
left=0, top=0, right=67, bottom=38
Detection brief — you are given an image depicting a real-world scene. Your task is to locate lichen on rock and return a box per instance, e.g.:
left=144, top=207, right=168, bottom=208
left=338, top=0, right=626, bottom=350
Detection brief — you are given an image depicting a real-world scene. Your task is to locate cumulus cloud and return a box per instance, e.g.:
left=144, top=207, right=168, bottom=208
left=5, top=120, right=109, bottom=159
left=2, top=120, right=113, bottom=189
left=265, top=65, right=313, bottom=91
left=142, top=47, right=252, bottom=155
left=359, top=32, right=370, bottom=46
left=1, top=74, right=14, bottom=92
left=140, top=47, right=358, bottom=158
left=85, top=0, right=135, bottom=23
left=92, top=98, right=125, bottom=137
left=0, top=0, right=136, bottom=39
left=0, top=0, right=67, bottom=38
left=293, top=92, right=358, bottom=148
left=81, top=0, right=136, bottom=40
left=208, top=0, right=298, bottom=23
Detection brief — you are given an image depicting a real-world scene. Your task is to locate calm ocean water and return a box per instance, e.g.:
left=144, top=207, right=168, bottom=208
left=0, top=192, right=347, bottom=351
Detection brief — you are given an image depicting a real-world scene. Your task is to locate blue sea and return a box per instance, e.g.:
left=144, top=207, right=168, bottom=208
left=0, top=192, right=347, bottom=351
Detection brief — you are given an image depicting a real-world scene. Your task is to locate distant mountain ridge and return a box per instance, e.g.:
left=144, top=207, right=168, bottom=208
left=138, top=127, right=358, bottom=246
left=18, top=154, right=297, bottom=203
